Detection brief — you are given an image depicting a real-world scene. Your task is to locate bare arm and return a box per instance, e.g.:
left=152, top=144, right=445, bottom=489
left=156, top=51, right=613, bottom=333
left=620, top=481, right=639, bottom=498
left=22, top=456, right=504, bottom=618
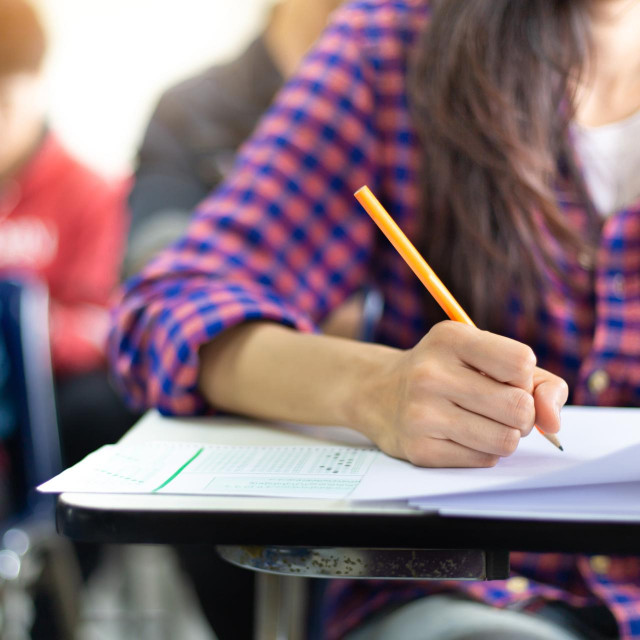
left=199, top=322, right=395, bottom=429
left=198, top=320, right=569, bottom=467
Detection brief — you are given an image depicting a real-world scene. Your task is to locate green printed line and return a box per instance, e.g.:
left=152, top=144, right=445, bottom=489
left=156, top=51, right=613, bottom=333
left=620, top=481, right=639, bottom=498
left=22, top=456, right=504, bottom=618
left=152, top=447, right=204, bottom=493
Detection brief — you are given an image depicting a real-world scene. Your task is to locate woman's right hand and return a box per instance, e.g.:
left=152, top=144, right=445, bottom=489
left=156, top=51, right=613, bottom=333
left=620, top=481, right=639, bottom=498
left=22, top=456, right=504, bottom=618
left=363, top=321, right=569, bottom=467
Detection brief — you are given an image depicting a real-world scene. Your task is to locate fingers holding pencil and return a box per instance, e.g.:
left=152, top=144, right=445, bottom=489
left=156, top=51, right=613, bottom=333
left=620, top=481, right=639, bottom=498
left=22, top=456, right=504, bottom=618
left=371, top=321, right=551, bottom=467
left=355, top=184, right=567, bottom=455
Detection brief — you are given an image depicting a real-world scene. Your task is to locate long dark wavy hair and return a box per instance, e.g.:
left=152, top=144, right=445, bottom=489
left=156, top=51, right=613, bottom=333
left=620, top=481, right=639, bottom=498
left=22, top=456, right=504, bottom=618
left=409, top=0, right=601, bottom=334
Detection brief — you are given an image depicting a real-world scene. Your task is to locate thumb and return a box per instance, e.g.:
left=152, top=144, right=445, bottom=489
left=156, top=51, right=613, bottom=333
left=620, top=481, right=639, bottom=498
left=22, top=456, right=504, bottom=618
left=532, top=367, right=569, bottom=433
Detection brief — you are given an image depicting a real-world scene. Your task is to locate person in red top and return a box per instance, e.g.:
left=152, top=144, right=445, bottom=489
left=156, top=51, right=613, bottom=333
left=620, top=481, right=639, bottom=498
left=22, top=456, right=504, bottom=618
left=0, top=0, right=137, bottom=471
left=0, top=135, right=125, bottom=374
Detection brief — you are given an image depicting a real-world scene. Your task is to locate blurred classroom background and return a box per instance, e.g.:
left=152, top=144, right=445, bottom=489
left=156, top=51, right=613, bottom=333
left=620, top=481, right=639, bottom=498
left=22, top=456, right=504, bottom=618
left=35, top=0, right=272, bottom=177
left=0, top=2, right=274, bottom=639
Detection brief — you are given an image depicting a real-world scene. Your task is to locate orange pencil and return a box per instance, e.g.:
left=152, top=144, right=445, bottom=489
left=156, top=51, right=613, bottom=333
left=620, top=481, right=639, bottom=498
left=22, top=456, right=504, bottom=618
left=354, top=185, right=563, bottom=451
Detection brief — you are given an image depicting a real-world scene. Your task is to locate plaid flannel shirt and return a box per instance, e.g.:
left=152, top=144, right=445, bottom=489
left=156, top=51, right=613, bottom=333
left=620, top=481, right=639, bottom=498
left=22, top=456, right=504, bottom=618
left=110, top=1, right=640, bottom=637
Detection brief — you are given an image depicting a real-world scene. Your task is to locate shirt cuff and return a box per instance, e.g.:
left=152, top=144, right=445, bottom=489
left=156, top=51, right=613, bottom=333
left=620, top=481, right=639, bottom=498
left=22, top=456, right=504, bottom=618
left=110, top=281, right=318, bottom=416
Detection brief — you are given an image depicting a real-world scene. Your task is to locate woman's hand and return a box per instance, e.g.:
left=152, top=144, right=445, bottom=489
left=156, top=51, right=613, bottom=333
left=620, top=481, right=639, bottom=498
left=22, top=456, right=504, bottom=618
left=198, top=320, right=567, bottom=469
left=364, top=321, right=569, bottom=467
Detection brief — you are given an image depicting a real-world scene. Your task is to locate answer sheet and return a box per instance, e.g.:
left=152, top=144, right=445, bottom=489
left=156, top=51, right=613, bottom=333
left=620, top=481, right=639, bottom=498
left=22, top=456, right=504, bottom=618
left=39, top=443, right=378, bottom=499
left=39, top=406, right=640, bottom=507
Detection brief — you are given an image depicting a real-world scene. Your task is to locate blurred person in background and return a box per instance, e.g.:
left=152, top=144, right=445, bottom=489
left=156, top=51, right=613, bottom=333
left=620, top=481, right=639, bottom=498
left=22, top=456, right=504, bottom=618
left=125, top=1, right=351, bottom=639
left=126, top=0, right=345, bottom=277
left=0, top=0, right=137, bottom=480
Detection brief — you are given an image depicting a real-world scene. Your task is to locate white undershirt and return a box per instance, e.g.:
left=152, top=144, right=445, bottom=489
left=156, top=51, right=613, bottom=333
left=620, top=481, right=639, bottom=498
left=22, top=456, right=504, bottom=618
left=572, top=107, right=640, bottom=217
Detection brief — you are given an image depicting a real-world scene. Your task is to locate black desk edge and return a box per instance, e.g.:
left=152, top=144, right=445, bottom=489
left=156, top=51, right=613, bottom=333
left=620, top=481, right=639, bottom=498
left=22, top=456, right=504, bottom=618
left=56, top=499, right=640, bottom=555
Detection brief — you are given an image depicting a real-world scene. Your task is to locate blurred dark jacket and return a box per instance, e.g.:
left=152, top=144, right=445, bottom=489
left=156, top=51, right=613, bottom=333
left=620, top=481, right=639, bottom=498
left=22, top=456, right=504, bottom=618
left=125, top=35, right=283, bottom=276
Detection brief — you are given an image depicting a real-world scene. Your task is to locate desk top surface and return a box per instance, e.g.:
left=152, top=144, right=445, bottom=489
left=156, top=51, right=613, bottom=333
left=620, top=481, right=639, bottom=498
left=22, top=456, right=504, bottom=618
left=57, top=413, right=640, bottom=554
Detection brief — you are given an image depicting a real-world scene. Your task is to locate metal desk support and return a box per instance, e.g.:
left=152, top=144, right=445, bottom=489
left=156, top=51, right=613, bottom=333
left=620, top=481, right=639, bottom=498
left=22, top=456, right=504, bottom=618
left=217, top=546, right=510, bottom=640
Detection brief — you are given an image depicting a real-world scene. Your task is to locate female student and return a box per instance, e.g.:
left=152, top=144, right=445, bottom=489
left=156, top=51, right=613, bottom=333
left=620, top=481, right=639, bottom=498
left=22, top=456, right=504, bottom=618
left=111, top=0, right=640, bottom=638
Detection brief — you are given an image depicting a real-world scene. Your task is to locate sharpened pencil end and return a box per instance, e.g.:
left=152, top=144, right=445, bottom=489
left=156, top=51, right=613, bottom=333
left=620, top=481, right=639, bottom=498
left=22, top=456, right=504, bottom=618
left=540, top=429, right=564, bottom=451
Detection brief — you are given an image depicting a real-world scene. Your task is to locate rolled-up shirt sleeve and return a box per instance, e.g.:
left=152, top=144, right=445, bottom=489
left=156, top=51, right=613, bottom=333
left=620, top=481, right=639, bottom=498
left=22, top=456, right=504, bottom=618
left=109, top=6, right=380, bottom=415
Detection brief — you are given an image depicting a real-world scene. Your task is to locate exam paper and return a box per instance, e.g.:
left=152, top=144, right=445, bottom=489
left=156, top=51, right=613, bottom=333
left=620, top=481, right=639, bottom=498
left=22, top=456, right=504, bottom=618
left=38, top=443, right=378, bottom=499
left=410, top=482, right=640, bottom=522
left=349, top=406, right=640, bottom=501
left=38, top=406, right=640, bottom=508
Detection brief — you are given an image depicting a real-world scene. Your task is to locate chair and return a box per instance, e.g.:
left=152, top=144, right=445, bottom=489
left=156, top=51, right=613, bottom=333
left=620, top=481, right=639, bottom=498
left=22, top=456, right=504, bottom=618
left=0, top=278, right=80, bottom=639
left=0, top=279, right=209, bottom=640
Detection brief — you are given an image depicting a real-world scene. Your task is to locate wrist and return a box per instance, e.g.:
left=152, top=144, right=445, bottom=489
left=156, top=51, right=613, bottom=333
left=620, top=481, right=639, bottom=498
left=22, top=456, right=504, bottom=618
left=340, top=341, right=403, bottom=442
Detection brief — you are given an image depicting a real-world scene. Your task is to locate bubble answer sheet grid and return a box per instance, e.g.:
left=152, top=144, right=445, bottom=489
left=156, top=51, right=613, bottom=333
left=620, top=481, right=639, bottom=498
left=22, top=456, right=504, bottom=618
left=39, top=443, right=378, bottom=499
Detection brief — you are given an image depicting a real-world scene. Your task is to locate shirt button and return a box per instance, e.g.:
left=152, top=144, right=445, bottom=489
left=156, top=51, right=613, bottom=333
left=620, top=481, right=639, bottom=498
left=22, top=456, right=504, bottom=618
left=590, top=555, right=611, bottom=574
left=505, top=576, right=529, bottom=593
left=587, top=369, right=610, bottom=395
left=611, top=273, right=625, bottom=297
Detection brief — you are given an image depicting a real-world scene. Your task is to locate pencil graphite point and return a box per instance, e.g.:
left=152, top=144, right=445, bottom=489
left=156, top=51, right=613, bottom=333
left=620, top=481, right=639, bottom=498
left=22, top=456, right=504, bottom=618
left=542, top=431, right=564, bottom=451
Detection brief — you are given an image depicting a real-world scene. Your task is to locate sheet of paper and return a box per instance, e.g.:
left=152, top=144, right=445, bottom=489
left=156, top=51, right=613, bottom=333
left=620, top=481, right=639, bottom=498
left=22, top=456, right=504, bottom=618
left=349, top=406, right=640, bottom=501
left=38, top=442, right=378, bottom=499
left=409, top=482, right=640, bottom=521
left=38, top=406, right=640, bottom=509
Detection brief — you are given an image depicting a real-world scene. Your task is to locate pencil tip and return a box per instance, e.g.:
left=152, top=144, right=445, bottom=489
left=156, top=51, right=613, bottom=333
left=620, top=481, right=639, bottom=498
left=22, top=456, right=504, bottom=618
left=558, top=445, right=564, bottom=451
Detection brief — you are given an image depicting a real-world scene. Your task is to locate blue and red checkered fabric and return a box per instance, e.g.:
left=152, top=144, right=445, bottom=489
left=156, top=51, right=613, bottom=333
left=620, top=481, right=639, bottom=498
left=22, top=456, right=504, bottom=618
left=110, top=1, right=640, bottom=637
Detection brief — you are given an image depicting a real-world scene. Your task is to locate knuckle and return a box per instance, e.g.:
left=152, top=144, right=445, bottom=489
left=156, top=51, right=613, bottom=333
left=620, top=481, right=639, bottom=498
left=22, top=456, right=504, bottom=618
left=497, top=428, right=521, bottom=456
left=406, top=445, right=436, bottom=468
left=507, top=389, right=535, bottom=430
left=414, top=361, right=452, bottom=400
left=415, top=405, right=447, bottom=440
left=425, top=322, right=448, bottom=348
left=473, top=453, right=500, bottom=468
left=431, top=319, right=455, bottom=335
left=484, top=454, right=500, bottom=467
left=415, top=357, right=439, bottom=388
left=425, top=320, right=446, bottom=342
left=435, top=410, right=461, bottom=439
left=513, top=346, right=537, bottom=378
left=429, top=320, right=468, bottom=344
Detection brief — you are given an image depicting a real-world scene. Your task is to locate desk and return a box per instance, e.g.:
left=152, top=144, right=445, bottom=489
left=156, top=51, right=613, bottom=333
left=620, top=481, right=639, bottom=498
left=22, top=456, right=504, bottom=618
left=56, top=413, right=640, bottom=639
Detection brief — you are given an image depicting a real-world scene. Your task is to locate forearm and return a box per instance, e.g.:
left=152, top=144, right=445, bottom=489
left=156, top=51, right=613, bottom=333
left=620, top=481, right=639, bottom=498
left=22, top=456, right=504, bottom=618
left=197, top=321, right=398, bottom=434
left=197, top=320, right=568, bottom=467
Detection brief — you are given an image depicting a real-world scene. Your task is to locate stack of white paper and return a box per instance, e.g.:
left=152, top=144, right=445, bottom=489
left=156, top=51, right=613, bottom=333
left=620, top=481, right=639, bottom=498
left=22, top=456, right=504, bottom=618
left=351, top=406, right=640, bottom=520
left=39, top=406, right=640, bottom=520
